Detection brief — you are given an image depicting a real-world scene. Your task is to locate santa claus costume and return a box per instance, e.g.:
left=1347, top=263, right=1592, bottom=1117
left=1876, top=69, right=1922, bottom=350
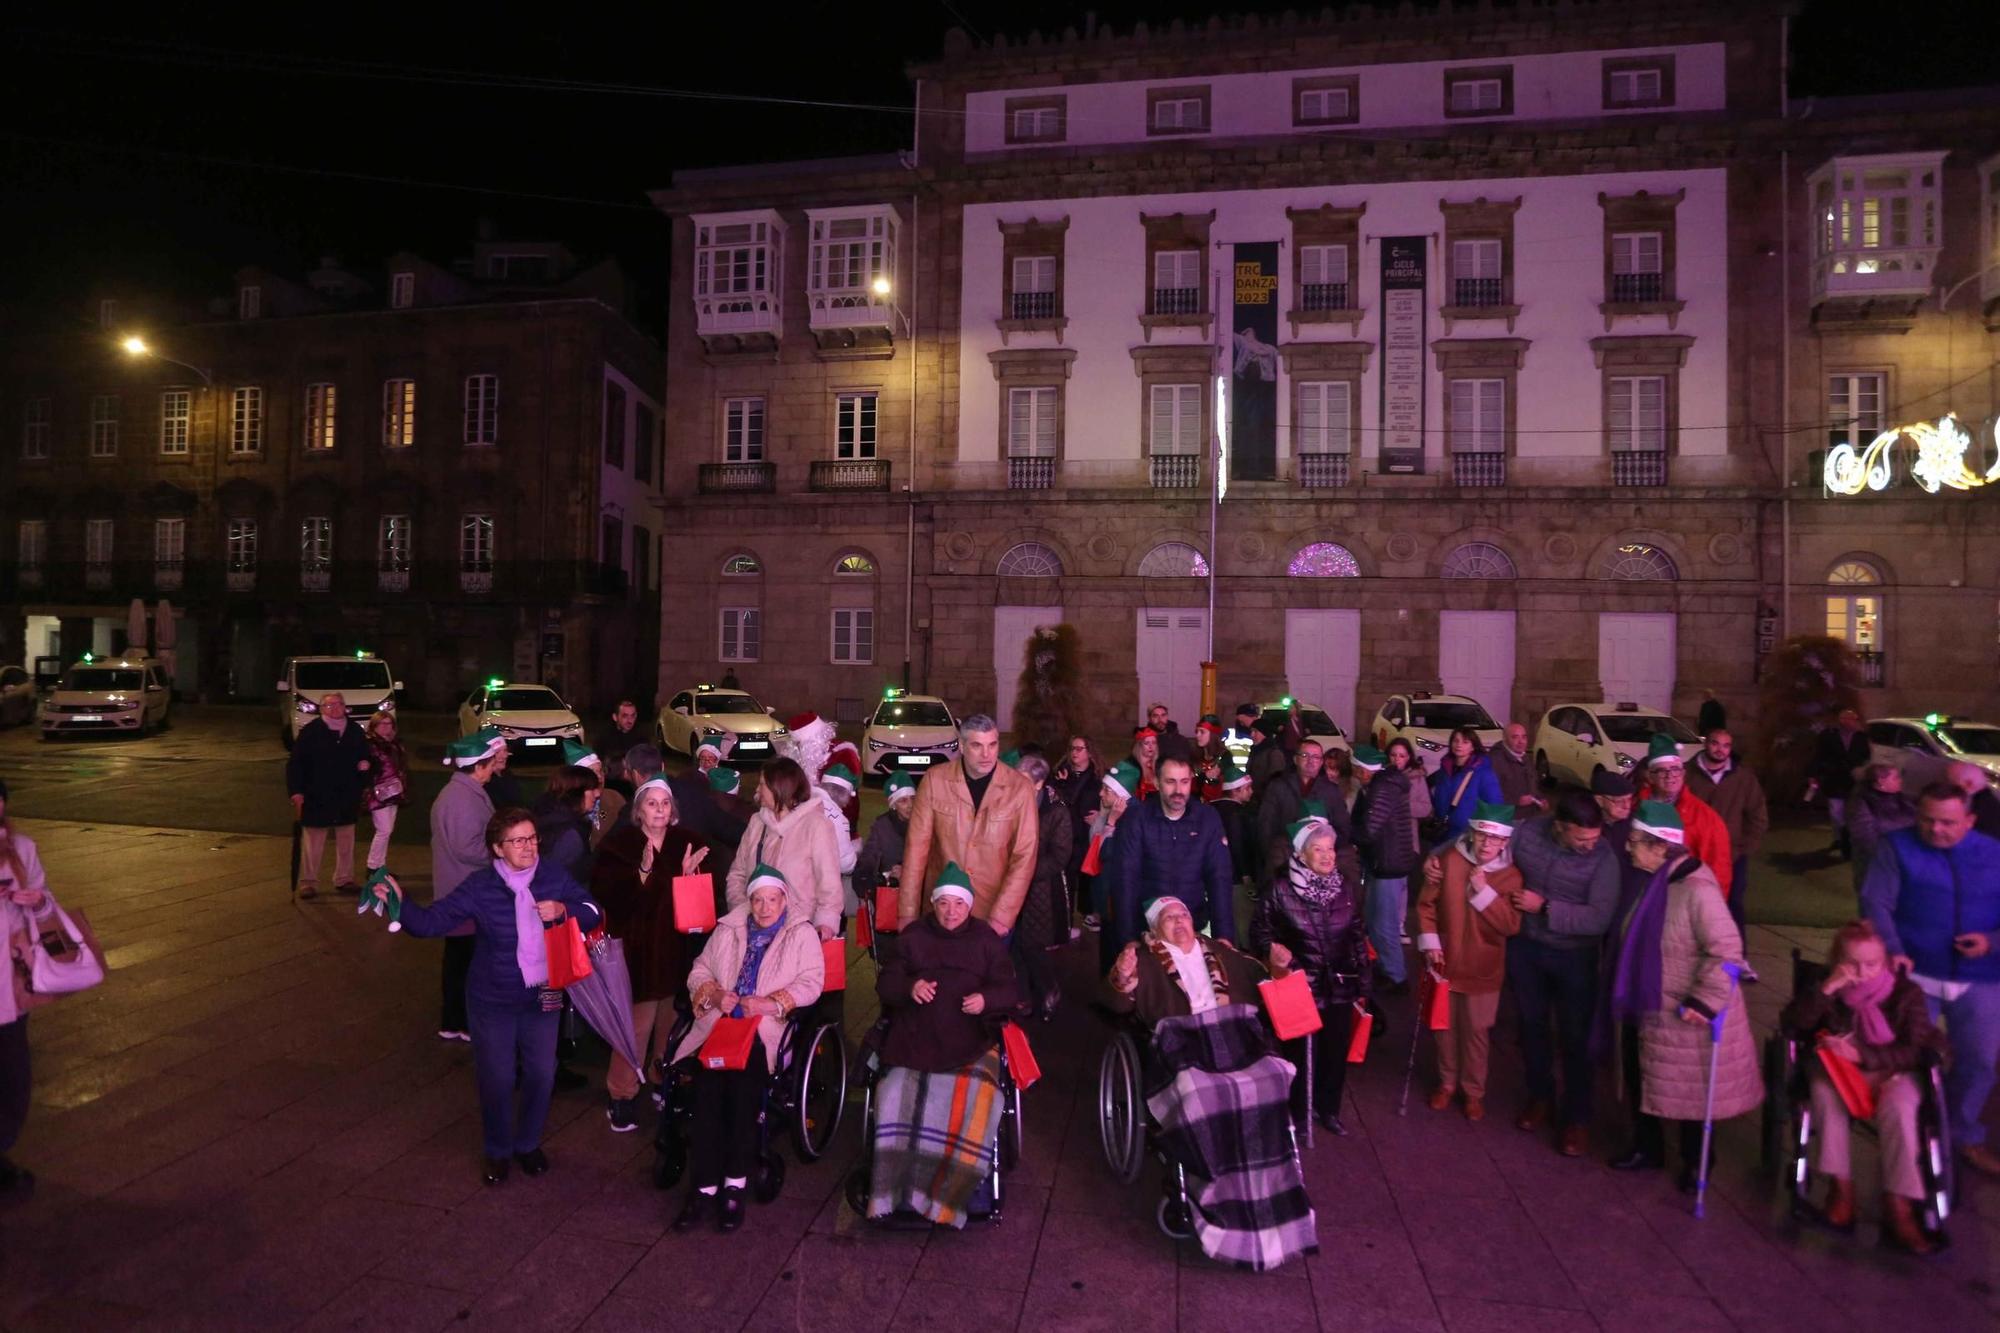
left=787, top=711, right=862, bottom=835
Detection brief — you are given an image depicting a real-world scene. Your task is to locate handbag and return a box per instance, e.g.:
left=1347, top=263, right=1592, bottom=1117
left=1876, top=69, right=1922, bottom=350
left=1001, top=1020, right=1042, bottom=1089
left=14, top=902, right=106, bottom=1009
left=698, top=1013, right=760, bottom=1070
left=543, top=917, right=592, bottom=989
left=672, top=873, right=718, bottom=933
left=820, top=937, right=847, bottom=992
left=1257, top=969, right=1324, bottom=1041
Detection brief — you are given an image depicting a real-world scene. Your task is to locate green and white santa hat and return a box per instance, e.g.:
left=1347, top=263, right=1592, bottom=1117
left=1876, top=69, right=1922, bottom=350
left=1288, top=800, right=1333, bottom=853
left=930, top=860, right=975, bottom=905
left=707, top=767, right=741, bottom=795
left=1218, top=757, right=1253, bottom=792
left=633, top=775, right=671, bottom=803
left=1349, top=744, right=1387, bottom=773
left=1143, top=895, right=1188, bottom=931
left=695, top=738, right=727, bottom=762
left=561, top=739, right=600, bottom=770
left=1633, top=799, right=1685, bottom=844
left=1101, top=760, right=1142, bottom=802
left=1468, top=800, right=1518, bottom=838
left=746, top=862, right=788, bottom=895
left=820, top=763, right=857, bottom=794
left=999, top=747, right=1022, bottom=769
left=884, top=771, right=919, bottom=804
left=444, top=727, right=505, bottom=767
left=1644, top=733, right=1685, bottom=769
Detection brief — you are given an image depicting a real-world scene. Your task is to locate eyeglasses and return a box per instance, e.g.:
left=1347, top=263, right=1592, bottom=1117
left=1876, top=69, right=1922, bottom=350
left=499, top=835, right=537, bottom=847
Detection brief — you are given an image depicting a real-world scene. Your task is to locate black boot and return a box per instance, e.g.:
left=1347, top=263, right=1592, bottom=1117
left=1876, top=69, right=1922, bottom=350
left=673, top=1189, right=714, bottom=1232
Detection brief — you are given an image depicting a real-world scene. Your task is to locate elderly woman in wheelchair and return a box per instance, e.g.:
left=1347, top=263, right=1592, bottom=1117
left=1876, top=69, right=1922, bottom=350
left=1777, top=919, right=1948, bottom=1255
left=1100, top=895, right=1318, bottom=1271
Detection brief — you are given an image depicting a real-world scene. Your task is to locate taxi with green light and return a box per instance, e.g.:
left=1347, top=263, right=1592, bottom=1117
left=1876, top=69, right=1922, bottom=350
left=456, top=678, right=583, bottom=757
left=860, top=688, right=960, bottom=777
left=1867, top=713, right=2000, bottom=784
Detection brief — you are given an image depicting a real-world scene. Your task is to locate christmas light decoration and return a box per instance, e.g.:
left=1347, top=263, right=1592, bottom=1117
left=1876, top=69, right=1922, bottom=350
left=1824, top=413, right=2000, bottom=496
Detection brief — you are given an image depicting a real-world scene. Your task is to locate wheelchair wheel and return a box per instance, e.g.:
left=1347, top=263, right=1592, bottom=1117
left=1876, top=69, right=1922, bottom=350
left=1156, top=1194, right=1196, bottom=1242
left=791, top=1021, right=848, bottom=1163
left=1098, top=1029, right=1145, bottom=1185
left=753, top=1147, right=786, bottom=1203
left=1919, top=1063, right=1954, bottom=1235
left=1000, top=1079, right=1024, bottom=1172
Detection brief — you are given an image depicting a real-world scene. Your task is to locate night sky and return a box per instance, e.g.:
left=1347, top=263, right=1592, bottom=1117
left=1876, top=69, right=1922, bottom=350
left=3, top=0, right=1991, bottom=334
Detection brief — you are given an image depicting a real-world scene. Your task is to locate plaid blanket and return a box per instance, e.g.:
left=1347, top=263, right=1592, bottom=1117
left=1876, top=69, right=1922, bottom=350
left=867, top=1048, right=1003, bottom=1228
left=1145, top=1003, right=1317, bottom=1272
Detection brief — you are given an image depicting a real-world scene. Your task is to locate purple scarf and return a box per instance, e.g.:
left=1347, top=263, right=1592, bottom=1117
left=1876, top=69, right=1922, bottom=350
left=1610, top=862, right=1672, bottom=1022
left=1840, top=968, right=1898, bottom=1046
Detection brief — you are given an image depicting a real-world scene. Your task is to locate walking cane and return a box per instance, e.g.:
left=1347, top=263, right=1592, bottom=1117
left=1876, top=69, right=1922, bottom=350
left=1693, top=960, right=1745, bottom=1219
left=289, top=820, right=302, bottom=901
left=1398, top=970, right=1435, bottom=1117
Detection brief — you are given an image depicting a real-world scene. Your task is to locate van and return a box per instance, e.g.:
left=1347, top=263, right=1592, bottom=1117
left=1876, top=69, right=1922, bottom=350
left=39, top=656, right=172, bottom=739
left=277, top=654, right=402, bottom=748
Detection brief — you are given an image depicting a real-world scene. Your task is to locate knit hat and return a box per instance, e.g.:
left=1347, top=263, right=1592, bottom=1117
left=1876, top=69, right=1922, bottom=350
left=560, top=739, right=600, bottom=769
left=1143, top=896, right=1189, bottom=931
left=1219, top=757, right=1253, bottom=791
left=1644, top=734, right=1685, bottom=768
left=1101, top=761, right=1141, bottom=802
left=746, top=862, right=788, bottom=895
left=1235, top=703, right=1261, bottom=721
left=444, top=728, right=505, bottom=767
left=1288, top=800, right=1333, bottom=853
left=820, top=763, right=857, bottom=793
left=1633, top=799, right=1686, bottom=844
left=930, top=861, right=975, bottom=905
left=884, top=772, right=918, bottom=804
left=707, top=767, right=740, bottom=795
left=1468, top=800, right=1517, bottom=837
left=999, top=748, right=1022, bottom=768
left=1349, top=744, right=1387, bottom=772
left=786, top=711, right=820, bottom=732
left=1591, top=768, right=1636, bottom=797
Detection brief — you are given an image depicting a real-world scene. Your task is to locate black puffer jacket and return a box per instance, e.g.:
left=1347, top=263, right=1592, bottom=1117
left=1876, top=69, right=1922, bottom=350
left=1248, top=845, right=1371, bottom=1009
left=1355, top=768, right=1418, bottom=878
left=1051, top=763, right=1101, bottom=887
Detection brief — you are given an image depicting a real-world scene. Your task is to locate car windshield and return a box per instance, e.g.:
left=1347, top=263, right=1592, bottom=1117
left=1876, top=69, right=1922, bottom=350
left=493, top=688, right=564, bottom=711
left=1407, top=701, right=1497, bottom=731
left=874, top=700, right=954, bottom=727
left=1295, top=709, right=1342, bottom=738
left=1942, top=724, right=2000, bottom=756
left=696, top=693, right=762, bottom=716
left=295, top=661, right=393, bottom=691
left=64, top=668, right=143, bottom=691
left=1598, top=713, right=1698, bottom=744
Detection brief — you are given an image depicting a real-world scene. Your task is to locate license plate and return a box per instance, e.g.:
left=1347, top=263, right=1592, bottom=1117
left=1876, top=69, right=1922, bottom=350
left=897, top=754, right=933, bottom=767
left=524, top=737, right=557, bottom=747
left=737, top=740, right=768, bottom=751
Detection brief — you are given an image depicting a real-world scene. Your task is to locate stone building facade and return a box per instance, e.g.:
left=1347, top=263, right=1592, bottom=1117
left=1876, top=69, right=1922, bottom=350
left=651, top=2, right=2000, bottom=748
left=0, top=236, right=664, bottom=713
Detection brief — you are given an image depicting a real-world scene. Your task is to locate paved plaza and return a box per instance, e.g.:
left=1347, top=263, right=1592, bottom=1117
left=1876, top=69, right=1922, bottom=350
left=0, top=717, right=1995, bottom=1330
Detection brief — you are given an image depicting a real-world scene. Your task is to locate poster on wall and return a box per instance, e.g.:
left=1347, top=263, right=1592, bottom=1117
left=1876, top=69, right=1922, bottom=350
left=1230, top=242, right=1279, bottom=481
left=1378, top=236, right=1428, bottom=474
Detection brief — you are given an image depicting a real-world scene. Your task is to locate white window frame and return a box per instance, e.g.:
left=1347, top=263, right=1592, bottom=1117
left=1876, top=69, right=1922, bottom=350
left=90, top=394, right=119, bottom=458
left=694, top=214, right=779, bottom=304
left=1153, top=249, right=1201, bottom=293
left=238, top=285, right=262, bottom=320
left=1151, top=96, right=1205, bottom=131
left=723, top=396, right=765, bottom=463
left=1010, top=105, right=1060, bottom=140
left=1298, top=86, right=1351, bottom=123
left=1149, top=383, right=1203, bottom=456
left=1007, top=386, right=1058, bottom=458
left=719, top=607, right=761, bottom=663
left=1011, top=255, right=1056, bottom=295
left=381, top=378, right=416, bottom=449
left=1828, top=372, right=1886, bottom=450
left=389, top=271, right=415, bottom=309
left=1448, top=76, right=1504, bottom=113
left=1608, top=375, right=1667, bottom=452
left=1608, top=67, right=1663, bottom=107
left=1296, top=380, right=1352, bottom=454
left=1449, top=378, right=1506, bottom=453
left=226, top=519, right=258, bottom=573
left=835, top=391, right=878, bottom=460
left=1611, top=232, right=1663, bottom=276
left=831, top=608, right=874, bottom=665
left=85, top=518, right=113, bottom=566
left=300, top=517, right=333, bottom=575
left=230, top=386, right=263, bottom=454
left=1299, top=244, right=1349, bottom=289
left=19, top=519, right=46, bottom=573
left=1451, top=238, right=1503, bottom=281
left=378, top=515, right=411, bottom=574
left=463, top=374, right=498, bottom=447
left=305, top=382, right=337, bottom=451
left=159, top=390, right=190, bottom=454
left=154, top=516, right=186, bottom=568
left=807, top=207, right=897, bottom=302
left=21, top=397, right=50, bottom=460
left=1811, top=154, right=1945, bottom=275
left=459, top=513, right=495, bottom=574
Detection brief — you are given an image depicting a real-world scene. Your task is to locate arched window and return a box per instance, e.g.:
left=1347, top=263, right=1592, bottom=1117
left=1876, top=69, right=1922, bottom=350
left=997, top=542, right=1063, bottom=578
left=721, top=553, right=761, bottom=577
left=1138, top=542, right=1209, bottom=578
left=1286, top=542, right=1361, bottom=578
left=1826, top=558, right=1884, bottom=677
left=1441, top=541, right=1516, bottom=579
left=834, top=553, right=876, bottom=575
left=1600, top=541, right=1677, bottom=581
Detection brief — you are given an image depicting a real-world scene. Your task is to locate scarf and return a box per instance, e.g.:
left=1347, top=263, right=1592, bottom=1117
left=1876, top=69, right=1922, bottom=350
left=1609, top=861, right=1673, bottom=1022
left=1286, top=855, right=1346, bottom=908
left=1453, top=832, right=1513, bottom=874
left=1840, top=968, right=1899, bottom=1046
left=494, top=858, right=547, bottom=987
left=732, top=912, right=786, bottom=1016
left=1145, top=932, right=1232, bottom=1007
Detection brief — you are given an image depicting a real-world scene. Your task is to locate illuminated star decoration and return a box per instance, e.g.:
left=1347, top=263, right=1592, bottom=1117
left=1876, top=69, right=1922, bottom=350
left=1824, top=414, right=2000, bottom=496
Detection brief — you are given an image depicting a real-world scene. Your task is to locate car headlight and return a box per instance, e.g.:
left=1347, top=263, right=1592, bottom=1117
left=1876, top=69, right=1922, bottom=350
left=377, top=697, right=396, bottom=713
left=867, top=738, right=887, bottom=750
left=297, top=698, right=318, bottom=714
left=774, top=726, right=788, bottom=737
left=1616, top=753, right=1636, bottom=769
left=1416, top=737, right=1442, bottom=751
left=701, top=726, right=724, bottom=737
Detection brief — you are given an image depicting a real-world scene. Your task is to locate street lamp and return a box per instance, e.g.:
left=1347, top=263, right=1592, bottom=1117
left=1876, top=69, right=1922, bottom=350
left=119, top=335, right=214, bottom=387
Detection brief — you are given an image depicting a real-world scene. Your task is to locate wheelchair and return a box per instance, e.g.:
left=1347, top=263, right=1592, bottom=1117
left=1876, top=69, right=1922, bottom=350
left=1760, top=948, right=1952, bottom=1243
left=840, top=1020, right=1025, bottom=1226
left=651, top=997, right=849, bottom=1199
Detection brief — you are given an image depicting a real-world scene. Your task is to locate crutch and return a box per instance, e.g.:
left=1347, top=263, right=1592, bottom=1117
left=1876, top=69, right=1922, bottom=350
left=1694, top=960, right=1745, bottom=1219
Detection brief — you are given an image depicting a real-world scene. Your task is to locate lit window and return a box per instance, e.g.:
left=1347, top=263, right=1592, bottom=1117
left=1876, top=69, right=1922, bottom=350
left=159, top=390, right=190, bottom=454
left=1826, top=561, right=1883, bottom=658
left=381, top=379, right=416, bottom=448
left=1138, top=542, right=1209, bottom=578
left=1600, top=542, right=1677, bottom=581
left=1287, top=542, right=1360, bottom=578
left=231, top=387, right=263, bottom=454
left=835, top=553, right=876, bottom=575
left=305, top=383, right=337, bottom=451
left=722, top=553, right=762, bottom=577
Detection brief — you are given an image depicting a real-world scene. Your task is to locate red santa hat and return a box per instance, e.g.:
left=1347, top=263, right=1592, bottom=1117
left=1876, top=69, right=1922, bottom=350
left=786, top=711, right=820, bottom=732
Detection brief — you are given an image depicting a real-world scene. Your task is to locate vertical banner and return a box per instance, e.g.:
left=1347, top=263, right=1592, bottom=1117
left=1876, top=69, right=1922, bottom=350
left=1378, top=236, right=1428, bottom=474
left=1230, top=242, right=1279, bottom=482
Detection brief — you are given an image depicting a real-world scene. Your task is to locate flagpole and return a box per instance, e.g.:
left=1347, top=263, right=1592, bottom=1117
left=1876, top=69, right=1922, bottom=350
left=1208, top=260, right=1222, bottom=662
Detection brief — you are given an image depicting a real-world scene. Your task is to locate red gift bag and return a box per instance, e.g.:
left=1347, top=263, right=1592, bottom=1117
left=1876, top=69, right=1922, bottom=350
left=1424, top=974, right=1452, bottom=1032
left=1817, top=1045, right=1877, bottom=1120
left=672, top=874, right=717, bottom=933
left=1001, top=1020, right=1042, bottom=1089
left=698, top=1014, right=760, bottom=1071
left=1080, top=831, right=1105, bottom=877
left=873, top=886, right=901, bottom=933
left=1346, top=1004, right=1374, bottom=1063
left=853, top=909, right=874, bottom=950
left=543, top=918, right=592, bottom=989
left=1258, top=970, right=1324, bottom=1041
left=821, top=937, right=847, bottom=992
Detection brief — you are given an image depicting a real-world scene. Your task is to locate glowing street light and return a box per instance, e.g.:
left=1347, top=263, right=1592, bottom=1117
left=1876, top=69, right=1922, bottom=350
left=121, top=335, right=149, bottom=355
left=117, top=334, right=213, bottom=386
left=870, top=275, right=893, bottom=297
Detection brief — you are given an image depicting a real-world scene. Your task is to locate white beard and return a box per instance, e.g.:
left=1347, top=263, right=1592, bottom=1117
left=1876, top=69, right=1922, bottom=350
left=791, top=717, right=836, bottom=783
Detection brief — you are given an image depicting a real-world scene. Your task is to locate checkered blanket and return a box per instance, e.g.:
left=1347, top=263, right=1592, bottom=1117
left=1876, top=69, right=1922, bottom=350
left=867, top=1048, right=1003, bottom=1228
left=1145, top=1003, right=1317, bottom=1272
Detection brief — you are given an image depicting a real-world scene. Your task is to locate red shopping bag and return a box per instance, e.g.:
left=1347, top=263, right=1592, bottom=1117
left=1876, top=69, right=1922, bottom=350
left=698, top=1014, right=760, bottom=1071
left=1817, top=1044, right=1877, bottom=1120
left=1080, top=831, right=1105, bottom=876
left=1346, top=1004, right=1374, bottom=1063
left=1001, top=1020, right=1042, bottom=1090
left=543, top=918, right=592, bottom=989
left=672, top=874, right=717, bottom=933
left=873, top=886, right=901, bottom=933
left=1258, top=969, right=1324, bottom=1041
left=1424, top=974, right=1453, bottom=1032
left=821, top=937, right=847, bottom=992
left=853, top=909, right=874, bottom=950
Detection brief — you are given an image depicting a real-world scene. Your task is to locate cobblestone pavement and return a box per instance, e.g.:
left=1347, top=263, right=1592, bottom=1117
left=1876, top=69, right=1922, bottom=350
left=1, top=811, right=1995, bottom=1330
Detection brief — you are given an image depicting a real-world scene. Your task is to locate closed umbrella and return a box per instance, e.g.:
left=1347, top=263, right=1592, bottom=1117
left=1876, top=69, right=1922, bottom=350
left=126, top=599, right=148, bottom=655
left=567, top=933, right=644, bottom=1075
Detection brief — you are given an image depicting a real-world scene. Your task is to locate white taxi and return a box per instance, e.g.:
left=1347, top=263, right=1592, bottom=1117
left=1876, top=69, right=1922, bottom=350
left=1223, top=699, right=1350, bottom=764
left=1867, top=714, right=2000, bottom=786
left=861, top=690, right=959, bottom=777
left=457, top=680, right=583, bottom=757
left=1368, top=692, right=1504, bottom=773
left=655, top=685, right=789, bottom=765
left=39, top=655, right=171, bottom=739
left=276, top=653, right=401, bottom=748
left=1532, top=701, right=1699, bottom=788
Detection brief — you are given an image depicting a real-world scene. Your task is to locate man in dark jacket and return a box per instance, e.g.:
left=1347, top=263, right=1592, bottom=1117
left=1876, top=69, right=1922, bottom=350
left=1108, top=756, right=1236, bottom=952
left=1147, top=703, right=1193, bottom=765
left=1686, top=729, right=1771, bottom=930
left=593, top=700, right=644, bottom=791
left=668, top=755, right=748, bottom=869
left=1350, top=745, right=1415, bottom=991
left=1488, top=723, right=1546, bottom=816
left=1247, top=714, right=1290, bottom=800
left=1257, top=740, right=1351, bottom=880
left=286, top=693, right=372, bottom=898
left=1810, top=710, right=1872, bottom=857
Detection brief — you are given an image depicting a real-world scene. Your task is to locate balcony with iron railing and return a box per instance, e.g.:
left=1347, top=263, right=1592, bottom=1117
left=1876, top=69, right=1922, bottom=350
left=1007, top=456, right=1055, bottom=490
left=226, top=568, right=255, bottom=592
left=301, top=565, right=331, bottom=592
left=1451, top=453, right=1506, bottom=487
left=1150, top=453, right=1201, bottom=489
left=1610, top=271, right=1666, bottom=303
left=1010, top=290, right=1059, bottom=320
left=1854, top=649, right=1885, bottom=687
left=1611, top=451, right=1669, bottom=486
left=1297, top=453, right=1351, bottom=488
left=1150, top=287, right=1203, bottom=316
left=698, top=461, right=777, bottom=494
left=809, top=458, right=891, bottom=492
left=1300, top=282, right=1350, bottom=312
left=459, top=569, right=494, bottom=594
left=378, top=569, right=410, bottom=593
left=1452, top=277, right=1508, bottom=308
